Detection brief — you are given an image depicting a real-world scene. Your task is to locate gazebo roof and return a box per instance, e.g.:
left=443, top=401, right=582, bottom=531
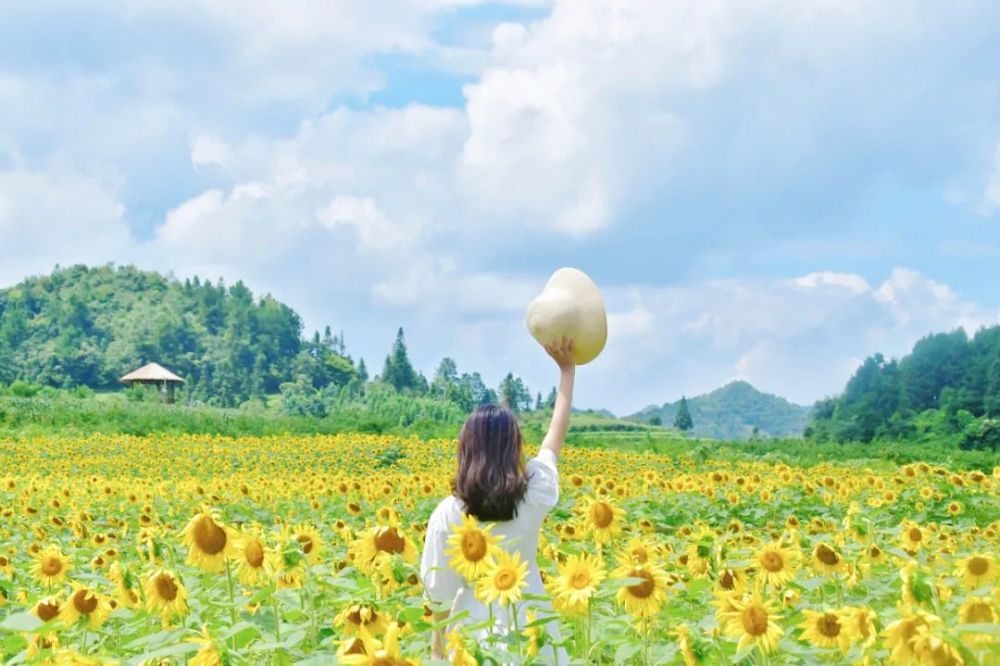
left=120, top=362, right=185, bottom=383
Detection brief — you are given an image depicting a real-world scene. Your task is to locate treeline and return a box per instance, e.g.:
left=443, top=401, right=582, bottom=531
left=808, top=326, right=1000, bottom=450
left=0, top=264, right=544, bottom=418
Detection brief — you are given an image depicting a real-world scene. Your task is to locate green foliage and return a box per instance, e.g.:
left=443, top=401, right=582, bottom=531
left=810, top=325, right=1000, bottom=443
left=0, top=264, right=360, bottom=407
left=673, top=396, right=693, bottom=431
left=631, top=381, right=810, bottom=440
left=959, top=418, right=1000, bottom=451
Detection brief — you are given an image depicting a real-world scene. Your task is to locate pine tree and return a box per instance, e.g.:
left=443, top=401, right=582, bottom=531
left=674, top=396, right=693, bottom=431
left=382, top=327, right=419, bottom=392
left=356, top=358, right=368, bottom=383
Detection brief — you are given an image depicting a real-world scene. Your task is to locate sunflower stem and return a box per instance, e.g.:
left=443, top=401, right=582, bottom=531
left=224, top=558, right=238, bottom=650
left=510, top=602, right=523, bottom=664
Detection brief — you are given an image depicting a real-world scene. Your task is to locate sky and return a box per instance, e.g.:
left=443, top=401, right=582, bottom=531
left=1, top=0, right=999, bottom=415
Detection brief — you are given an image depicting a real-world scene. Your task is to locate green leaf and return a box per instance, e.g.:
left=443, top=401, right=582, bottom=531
left=0, top=612, right=41, bottom=633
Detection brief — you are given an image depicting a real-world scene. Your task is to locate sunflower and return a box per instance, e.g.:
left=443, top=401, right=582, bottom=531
left=612, top=561, right=671, bottom=618
left=797, top=608, right=852, bottom=654
left=107, top=561, right=141, bottom=609
left=189, top=625, right=223, bottom=666
left=755, top=542, right=799, bottom=588
left=900, top=522, right=926, bottom=554
left=34, top=595, right=63, bottom=623
left=445, top=629, right=477, bottom=666
left=30, top=546, right=71, bottom=586
left=617, top=536, right=662, bottom=568
left=338, top=623, right=418, bottom=665
left=866, top=543, right=886, bottom=565
left=335, top=603, right=391, bottom=637
left=182, top=507, right=236, bottom=573
left=842, top=606, right=878, bottom=647
left=579, top=496, right=625, bottom=544
left=720, top=591, right=783, bottom=655
left=445, top=514, right=501, bottom=581
left=811, top=542, right=845, bottom=575
left=350, top=524, right=418, bottom=575
left=235, top=528, right=278, bottom=587
left=956, top=552, right=997, bottom=589
left=475, top=549, right=528, bottom=607
left=715, top=567, right=748, bottom=595
left=958, top=596, right=998, bottom=645
left=883, top=606, right=940, bottom=664
left=910, top=630, right=964, bottom=666
left=290, top=523, right=324, bottom=566
left=143, top=569, right=188, bottom=624
left=59, top=582, right=111, bottom=629
left=674, top=624, right=703, bottom=666
left=552, top=552, right=606, bottom=613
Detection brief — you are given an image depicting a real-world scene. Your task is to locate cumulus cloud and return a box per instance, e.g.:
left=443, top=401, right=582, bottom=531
left=0, top=168, right=131, bottom=285
left=581, top=269, right=1000, bottom=413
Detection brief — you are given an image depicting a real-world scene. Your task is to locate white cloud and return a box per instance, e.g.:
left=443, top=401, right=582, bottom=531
left=0, top=168, right=131, bottom=285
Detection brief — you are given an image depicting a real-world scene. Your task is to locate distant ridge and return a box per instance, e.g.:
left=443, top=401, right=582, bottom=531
left=628, top=380, right=811, bottom=440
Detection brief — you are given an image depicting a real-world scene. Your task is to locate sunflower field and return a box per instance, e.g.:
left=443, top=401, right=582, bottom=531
left=0, top=433, right=998, bottom=665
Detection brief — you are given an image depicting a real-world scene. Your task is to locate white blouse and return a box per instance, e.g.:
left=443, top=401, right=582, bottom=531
left=420, top=448, right=568, bottom=663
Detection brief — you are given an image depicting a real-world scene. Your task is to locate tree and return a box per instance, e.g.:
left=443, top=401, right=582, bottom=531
left=432, top=357, right=459, bottom=399
left=357, top=358, right=369, bottom=383
left=381, top=327, right=420, bottom=393
left=649, top=414, right=662, bottom=426
left=498, top=372, right=532, bottom=412
left=674, top=396, right=693, bottom=431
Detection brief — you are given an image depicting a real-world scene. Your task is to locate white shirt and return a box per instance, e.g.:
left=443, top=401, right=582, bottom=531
left=420, top=448, right=568, bottom=663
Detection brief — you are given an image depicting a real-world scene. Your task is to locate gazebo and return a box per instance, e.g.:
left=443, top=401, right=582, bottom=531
left=120, top=362, right=185, bottom=404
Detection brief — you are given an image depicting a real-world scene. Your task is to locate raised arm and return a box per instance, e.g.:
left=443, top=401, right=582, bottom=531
left=540, top=336, right=575, bottom=460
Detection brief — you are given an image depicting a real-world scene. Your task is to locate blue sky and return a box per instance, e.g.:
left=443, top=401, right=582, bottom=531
left=1, top=0, right=999, bottom=414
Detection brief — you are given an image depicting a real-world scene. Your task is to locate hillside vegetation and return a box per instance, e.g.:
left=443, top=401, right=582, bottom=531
left=808, top=326, right=1000, bottom=450
left=629, top=381, right=811, bottom=440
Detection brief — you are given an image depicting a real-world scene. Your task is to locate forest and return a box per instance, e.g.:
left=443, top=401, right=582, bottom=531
left=807, top=325, right=1000, bottom=449
left=0, top=264, right=540, bottom=417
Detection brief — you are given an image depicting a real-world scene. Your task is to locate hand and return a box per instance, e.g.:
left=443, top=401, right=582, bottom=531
left=544, top=335, right=575, bottom=371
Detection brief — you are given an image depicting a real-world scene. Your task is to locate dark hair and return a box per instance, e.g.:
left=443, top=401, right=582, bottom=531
left=452, top=404, right=528, bottom=521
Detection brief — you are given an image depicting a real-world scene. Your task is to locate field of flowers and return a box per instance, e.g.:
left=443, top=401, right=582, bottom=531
left=0, top=433, right=998, bottom=665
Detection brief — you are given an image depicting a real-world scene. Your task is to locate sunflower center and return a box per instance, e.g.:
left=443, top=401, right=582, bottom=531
left=720, top=570, right=736, bottom=590
left=869, top=545, right=882, bottom=558
left=154, top=573, right=178, bottom=601
left=297, top=534, right=314, bottom=555
left=37, top=600, right=60, bottom=621
left=192, top=515, right=227, bottom=555
left=461, top=532, right=488, bottom=561
left=41, top=556, right=63, bottom=576
left=631, top=548, right=649, bottom=564
left=761, top=551, right=784, bottom=572
left=908, top=528, right=922, bottom=542
left=244, top=540, right=265, bottom=567
left=495, top=568, right=517, bottom=591
left=73, top=589, right=98, bottom=614
left=571, top=569, right=591, bottom=589
left=348, top=606, right=376, bottom=625
left=741, top=605, right=769, bottom=636
left=967, top=556, right=989, bottom=576
left=374, top=527, right=405, bottom=554
left=817, top=613, right=841, bottom=638
left=591, top=502, right=614, bottom=528
left=626, top=569, right=655, bottom=599
left=965, top=601, right=992, bottom=623
left=815, top=544, right=839, bottom=565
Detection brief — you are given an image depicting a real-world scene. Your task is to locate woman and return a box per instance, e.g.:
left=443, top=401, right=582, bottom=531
left=420, top=336, right=575, bottom=663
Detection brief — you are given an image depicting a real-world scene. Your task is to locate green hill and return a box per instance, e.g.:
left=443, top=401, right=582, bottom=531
left=0, top=264, right=356, bottom=406
left=808, top=326, right=1000, bottom=448
left=628, top=381, right=811, bottom=440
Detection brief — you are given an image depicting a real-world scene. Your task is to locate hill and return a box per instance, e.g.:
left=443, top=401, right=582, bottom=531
left=808, top=325, right=1000, bottom=448
left=628, top=380, right=812, bottom=440
left=0, top=264, right=356, bottom=406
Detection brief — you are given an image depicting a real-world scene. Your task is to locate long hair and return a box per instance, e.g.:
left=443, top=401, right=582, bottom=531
left=452, top=404, right=528, bottom=521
